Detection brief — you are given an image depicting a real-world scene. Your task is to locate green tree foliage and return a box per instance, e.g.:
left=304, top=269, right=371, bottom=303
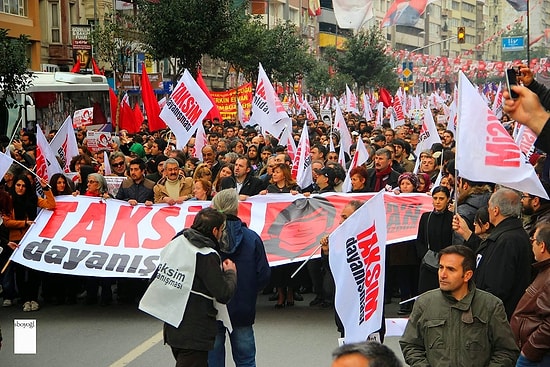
left=136, top=0, right=240, bottom=79
left=212, top=18, right=315, bottom=88
left=335, top=25, right=398, bottom=91
left=210, top=15, right=269, bottom=82
left=0, top=29, right=33, bottom=104
left=0, top=29, right=34, bottom=136
left=261, top=21, right=316, bottom=85
left=305, top=61, right=331, bottom=97
left=89, top=14, right=141, bottom=86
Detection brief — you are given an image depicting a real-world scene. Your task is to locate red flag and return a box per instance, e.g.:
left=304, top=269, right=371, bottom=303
left=120, top=93, right=137, bottom=133
left=141, top=65, right=165, bottom=132
left=195, top=68, right=222, bottom=122
left=378, top=88, right=393, bottom=108
left=70, top=62, right=81, bottom=73
left=109, top=88, right=119, bottom=130
left=133, top=103, right=144, bottom=128
left=91, top=58, right=103, bottom=75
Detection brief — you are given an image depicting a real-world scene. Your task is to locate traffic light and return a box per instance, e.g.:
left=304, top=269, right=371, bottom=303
left=457, top=27, right=465, bottom=44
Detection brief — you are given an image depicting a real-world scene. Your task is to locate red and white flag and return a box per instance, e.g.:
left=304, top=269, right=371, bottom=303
left=334, top=103, right=353, bottom=156
left=329, top=191, right=386, bottom=343
left=194, top=120, right=208, bottom=161
left=103, top=150, right=112, bottom=175
left=514, top=125, right=537, bottom=160
left=362, top=93, right=373, bottom=121
left=414, top=105, right=441, bottom=173
left=346, top=85, right=359, bottom=114
left=279, top=126, right=297, bottom=162
left=342, top=137, right=370, bottom=192
left=36, top=125, right=63, bottom=181
left=237, top=98, right=251, bottom=128
left=414, top=105, right=441, bottom=156
left=457, top=72, right=548, bottom=198
left=160, top=69, right=213, bottom=149
left=291, top=121, right=312, bottom=189
left=50, top=116, right=79, bottom=173
left=491, top=82, right=504, bottom=120
left=392, top=94, right=406, bottom=127
left=249, top=63, right=290, bottom=138
left=303, top=99, right=318, bottom=121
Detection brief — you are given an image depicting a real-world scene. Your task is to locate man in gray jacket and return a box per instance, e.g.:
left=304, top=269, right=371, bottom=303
left=400, top=245, right=518, bottom=366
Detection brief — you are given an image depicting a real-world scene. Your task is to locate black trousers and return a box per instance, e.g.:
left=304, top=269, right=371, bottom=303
left=171, top=347, right=208, bottom=367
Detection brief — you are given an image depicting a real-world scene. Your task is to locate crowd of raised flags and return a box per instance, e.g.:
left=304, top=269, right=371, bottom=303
left=1, top=61, right=546, bottom=343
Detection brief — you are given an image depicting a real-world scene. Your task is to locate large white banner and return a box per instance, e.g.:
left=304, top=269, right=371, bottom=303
left=160, top=69, right=213, bottom=149
left=12, top=193, right=432, bottom=278
left=329, top=191, right=386, bottom=343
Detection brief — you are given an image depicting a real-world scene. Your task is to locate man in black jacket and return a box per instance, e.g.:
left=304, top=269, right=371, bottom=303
left=220, top=156, right=264, bottom=200
left=453, top=188, right=532, bottom=319
left=164, top=208, right=237, bottom=367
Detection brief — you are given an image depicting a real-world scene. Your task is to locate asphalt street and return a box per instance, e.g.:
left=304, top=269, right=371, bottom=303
left=0, top=292, right=407, bottom=367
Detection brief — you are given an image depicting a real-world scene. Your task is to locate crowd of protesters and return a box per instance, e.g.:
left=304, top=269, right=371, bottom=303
left=1, top=65, right=550, bottom=365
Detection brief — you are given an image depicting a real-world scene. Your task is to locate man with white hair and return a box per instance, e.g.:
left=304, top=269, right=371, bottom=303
left=208, top=189, right=271, bottom=367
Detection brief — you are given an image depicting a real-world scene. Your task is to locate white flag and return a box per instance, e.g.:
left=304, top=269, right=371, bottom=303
left=36, top=125, right=63, bottom=181
left=334, top=103, right=352, bottom=156
left=333, top=0, right=374, bottom=29
left=362, top=93, right=373, bottom=121
left=159, top=69, right=213, bottom=149
left=457, top=72, right=548, bottom=199
left=50, top=116, right=79, bottom=173
left=329, top=191, right=386, bottom=343
left=249, top=63, right=290, bottom=138
left=0, top=151, right=14, bottom=181
left=346, top=85, right=359, bottom=114
left=374, top=102, right=384, bottom=128
left=291, top=121, right=312, bottom=189
left=342, top=137, right=370, bottom=192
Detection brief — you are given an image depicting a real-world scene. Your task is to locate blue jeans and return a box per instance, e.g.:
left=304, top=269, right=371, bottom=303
left=208, top=321, right=256, bottom=367
left=516, top=354, right=550, bottom=367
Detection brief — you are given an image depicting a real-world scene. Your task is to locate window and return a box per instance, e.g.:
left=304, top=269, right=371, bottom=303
left=462, top=3, right=475, bottom=12
left=2, top=0, right=25, bottom=15
left=451, top=1, right=460, bottom=10
left=51, top=2, right=60, bottom=43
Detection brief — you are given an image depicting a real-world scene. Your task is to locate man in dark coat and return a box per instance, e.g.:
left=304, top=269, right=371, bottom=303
left=208, top=189, right=271, bottom=367
left=365, top=148, right=400, bottom=192
left=164, top=208, right=237, bottom=367
left=453, top=188, right=533, bottom=319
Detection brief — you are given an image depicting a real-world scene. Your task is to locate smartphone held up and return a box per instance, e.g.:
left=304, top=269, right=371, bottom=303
left=506, top=67, right=520, bottom=100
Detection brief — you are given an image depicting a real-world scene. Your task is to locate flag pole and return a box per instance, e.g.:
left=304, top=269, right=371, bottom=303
left=290, top=243, right=322, bottom=279
left=453, top=74, right=462, bottom=214
left=9, top=157, right=52, bottom=189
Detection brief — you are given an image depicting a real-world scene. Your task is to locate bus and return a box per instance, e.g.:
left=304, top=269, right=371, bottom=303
left=1, top=72, right=112, bottom=138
